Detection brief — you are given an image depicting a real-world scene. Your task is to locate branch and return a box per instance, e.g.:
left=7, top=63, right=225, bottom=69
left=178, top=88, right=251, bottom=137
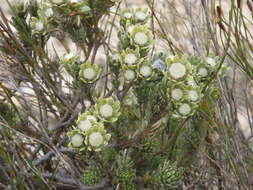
left=32, top=147, right=74, bottom=167
left=43, top=172, right=110, bottom=190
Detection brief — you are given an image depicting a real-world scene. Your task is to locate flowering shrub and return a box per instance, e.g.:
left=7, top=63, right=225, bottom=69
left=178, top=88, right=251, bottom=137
left=0, top=0, right=252, bottom=190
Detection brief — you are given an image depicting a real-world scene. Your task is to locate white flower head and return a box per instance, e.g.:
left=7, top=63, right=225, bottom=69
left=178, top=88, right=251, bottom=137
left=124, top=70, right=135, bottom=81
left=206, top=57, right=216, bottom=67
left=89, top=132, right=104, bottom=147
left=188, top=90, right=199, bottom=102
left=99, top=104, right=113, bottom=118
left=171, top=88, right=183, bottom=101
left=78, top=120, right=92, bottom=131
left=35, top=21, right=44, bottom=31
left=79, top=62, right=101, bottom=83
left=45, top=8, right=53, bottom=18
left=124, top=12, right=132, bottom=19
left=124, top=53, right=137, bottom=65
left=135, top=11, right=147, bottom=21
left=71, top=134, right=84, bottom=147
left=178, top=103, right=191, bottom=116
left=83, top=68, right=96, bottom=80
left=140, top=65, right=152, bottom=77
left=95, top=97, right=120, bottom=123
left=168, top=62, right=186, bottom=79
left=134, top=32, right=148, bottom=46
left=198, top=67, right=208, bottom=77
left=77, top=115, right=96, bottom=132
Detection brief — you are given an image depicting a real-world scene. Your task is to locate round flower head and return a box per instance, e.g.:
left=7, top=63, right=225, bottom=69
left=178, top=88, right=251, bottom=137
left=185, top=86, right=202, bottom=102
left=178, top=103, right=191, bottom=116
left=89, top=132, right=104, bottom=147
left=197, top=64, right=210, bottom=78
left=100, top=104, right=113, bottom=118
left=166, top=55, right=192, bottom=81
left=84, top=123, right=111, bottom=151
left=174, top=101, right=197, bottom=118
left=140, top=65, right=152, bottom=77
left=67, top=129, right=85, bottom=150
left=130, top=25, right=153, bottom=47
left=121, top=48, right=140, bottom=68
left=138, top=61, right=153, bottom=79
left=134, top=8, right=149, bottom=23
left=79, top=61, right=102, bottom=83
left=71, top=134, right=83, bottom=147
left=124, top=54, right=137, bottom=65
left=76, top=112, right=97, bottom=132
left=134, top=32, right=148, bottom=46
left=169, top=62, right=186, bottom=79
left=167, top=83, right=186, bottom=102
left=198, top=67, right=208, bottom=77
left=172, top=88, right=184, bottom=101
left=188, top=90, right=199, bottom=102
left=123, top=69, right=136, bottom=82
left=94, top=97, right=121, bottom=123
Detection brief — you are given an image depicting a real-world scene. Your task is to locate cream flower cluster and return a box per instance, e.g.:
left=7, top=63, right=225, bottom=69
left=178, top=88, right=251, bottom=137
left=68, top=97, right=120, bottom=151
left=164, top=54, right=223, bottom=118
left=109, top=8, right=154, bottom=84
left=165, top=55, right=202, bottom=118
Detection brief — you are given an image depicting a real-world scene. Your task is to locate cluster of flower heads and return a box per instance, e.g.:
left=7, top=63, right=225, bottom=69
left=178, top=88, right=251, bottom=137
left=162, top=54, right=222, bottom=118
left=28, top=0, right=119, bottom=35
left=109, top=8, right=155, bottom=83
left=109, top=7, right=225, bottom=119
left=68, top=97, right=120, bottom=151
